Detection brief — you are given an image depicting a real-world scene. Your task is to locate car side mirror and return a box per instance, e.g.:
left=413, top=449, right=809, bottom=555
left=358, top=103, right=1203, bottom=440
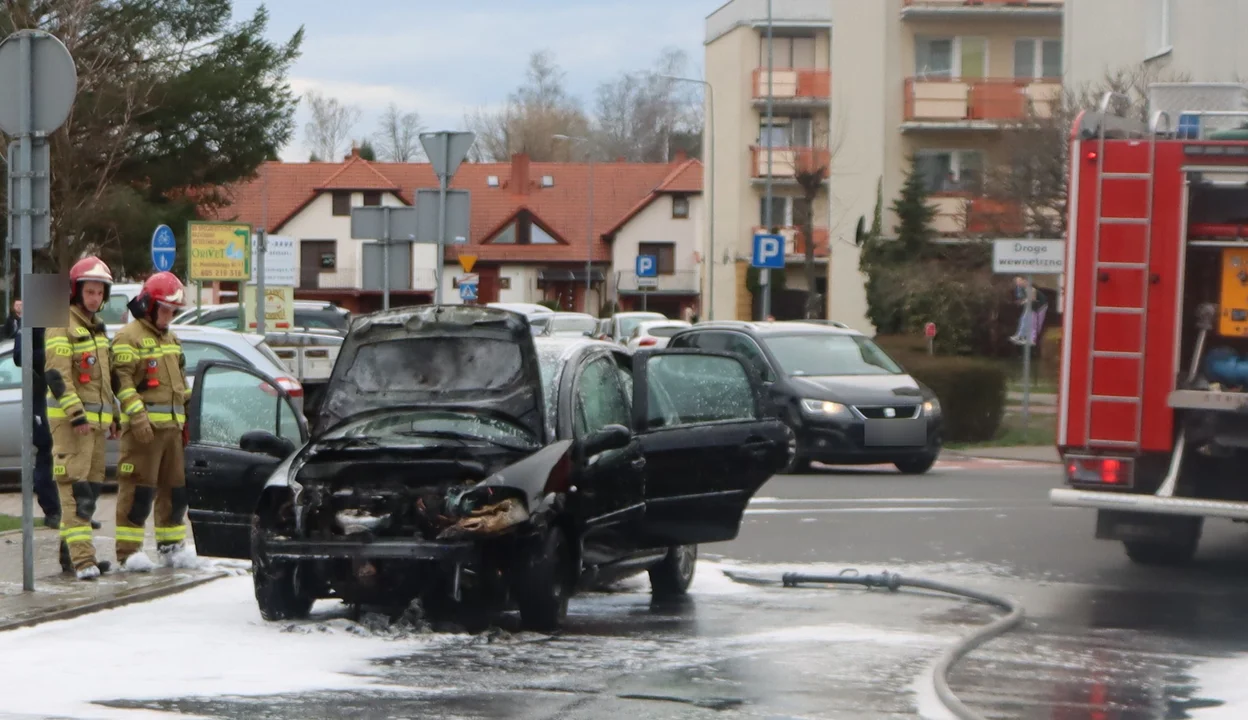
left=582, top=424, right=631, bottom=457
left=240, top=430, right=295, bottom=460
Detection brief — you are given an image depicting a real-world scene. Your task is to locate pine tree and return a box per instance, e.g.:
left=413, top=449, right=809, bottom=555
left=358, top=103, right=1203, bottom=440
left=891, top=156, right=938, bottom=258
left=357, top=141, right=378, bottom=161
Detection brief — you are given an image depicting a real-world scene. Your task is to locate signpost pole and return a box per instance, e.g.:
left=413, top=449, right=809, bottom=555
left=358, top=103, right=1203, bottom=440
left=1022, top=273, right=1034, bottom=438
left=256, top=228, right=267, bottom=335
left=436, top=171, right=447, bottom=304
left=17, top=32, right=34, bottom=592
left=761, top=0, right=775, bottom=322
left=382, top=206, right=392, bottom=311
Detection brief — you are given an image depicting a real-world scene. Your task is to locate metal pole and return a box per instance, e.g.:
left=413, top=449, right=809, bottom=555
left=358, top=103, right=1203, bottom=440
left=435, top=137, right=449, bottom=304
left=587, top=152, right=594, bottom=314
left=1022, top=274, right=1034, bottom=437
left=382, top=206, right=392, bottom=311
left=761, top=0, right=775, bottom=321
left=706, top=82, right=715, bottom=321
left=255, top=228, right=267, bottom=335
left=18, top=33, right=35, bottom=591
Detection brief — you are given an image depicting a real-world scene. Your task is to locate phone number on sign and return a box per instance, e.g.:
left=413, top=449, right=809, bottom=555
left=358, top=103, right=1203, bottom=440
left=191, top=266, right=249, bottom=280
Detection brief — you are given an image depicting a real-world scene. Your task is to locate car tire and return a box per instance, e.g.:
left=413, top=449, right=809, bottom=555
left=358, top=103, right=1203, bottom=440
left=1124, top=538, right=1199, bottom=566
left=515, top=526, right=572, bottom=632
left=894, top=454, right=937, bottom=475
left=251, top=528, right=314, bottom=622
left=778, top=420, right=811, bottom=475
left=649, top=544, right=697, bottom=598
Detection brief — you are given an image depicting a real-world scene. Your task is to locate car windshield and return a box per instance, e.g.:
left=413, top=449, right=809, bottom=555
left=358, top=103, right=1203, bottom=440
left=764, top=334, right=904, bottom=376
left=618, top=314, right=663, bottom=338
left=345, top=337, right=524, bottom=392
left=326, top=409, right=537, bottom=448
left=549, top=316, right=596, bottom=335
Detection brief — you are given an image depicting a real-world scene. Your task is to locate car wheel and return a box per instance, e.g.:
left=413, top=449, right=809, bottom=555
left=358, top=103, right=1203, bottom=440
left=251, top=527, right=314, bottom=622
left=649, top=544, right=697, bottom=598
left=777, top=420, right=810, bottom=474
left=515, top=526, right=572, bottom=632
left=894, top=454, right=937, bottom=475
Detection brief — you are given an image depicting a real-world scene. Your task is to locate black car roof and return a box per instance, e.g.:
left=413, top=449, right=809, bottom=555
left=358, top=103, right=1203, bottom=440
left=674, top=320, right=862, bottom=338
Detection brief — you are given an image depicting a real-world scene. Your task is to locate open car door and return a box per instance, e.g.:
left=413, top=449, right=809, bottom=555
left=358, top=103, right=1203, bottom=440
left=186, top=361, right=308, bottom=559
left=629, top=349, right=788, bottom=548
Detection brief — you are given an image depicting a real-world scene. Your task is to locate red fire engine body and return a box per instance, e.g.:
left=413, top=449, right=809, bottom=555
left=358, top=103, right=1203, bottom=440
left=1051, top=88, right=1248, bottom=565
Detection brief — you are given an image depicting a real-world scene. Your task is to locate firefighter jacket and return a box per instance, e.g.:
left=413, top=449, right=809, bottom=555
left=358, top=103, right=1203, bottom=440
left=44, top=304, right=115, bottom=428
left=111, top=319, right=188, bottom=429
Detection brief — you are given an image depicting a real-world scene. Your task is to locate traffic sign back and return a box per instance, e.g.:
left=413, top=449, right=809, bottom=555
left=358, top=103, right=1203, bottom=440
left=751, top=233, right=786, bottom=269
left=151, top=225, right=176, bottom=272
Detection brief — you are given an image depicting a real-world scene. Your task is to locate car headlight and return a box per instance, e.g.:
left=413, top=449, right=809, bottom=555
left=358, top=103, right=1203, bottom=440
left=923, top=399, right=941, bottom=416
left=799, top=398, right=852, bottom=418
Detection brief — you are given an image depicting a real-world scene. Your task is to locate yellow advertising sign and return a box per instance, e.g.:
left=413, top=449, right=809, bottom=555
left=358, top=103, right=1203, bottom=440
left=458, top=254, right=477, bottom=273
left=188, top=221, right=252, bottom=281
left=243, top=285, right=295, bottom=330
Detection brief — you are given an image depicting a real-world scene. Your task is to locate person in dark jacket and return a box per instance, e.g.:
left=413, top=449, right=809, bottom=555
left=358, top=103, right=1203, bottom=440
left=2, top=299, right=21, bottom=340
left=13, top=325, right=61, bottom=527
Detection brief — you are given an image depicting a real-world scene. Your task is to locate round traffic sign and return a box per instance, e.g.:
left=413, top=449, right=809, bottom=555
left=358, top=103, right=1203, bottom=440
left=924, top=322, right=937, bottom=338
left=0, top=30, right=77, bottom=136
left=151, top=225, right=176, bottom=272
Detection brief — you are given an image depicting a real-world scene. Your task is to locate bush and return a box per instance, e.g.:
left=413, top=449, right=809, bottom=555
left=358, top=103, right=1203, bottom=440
left=903, top=356, right=1007, bottom=443
left=537, top=299, right=560, bottom=311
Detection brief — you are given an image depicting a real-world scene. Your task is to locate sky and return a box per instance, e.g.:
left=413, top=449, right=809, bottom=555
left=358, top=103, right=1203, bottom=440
left=230, top=0, right=723, bottom=162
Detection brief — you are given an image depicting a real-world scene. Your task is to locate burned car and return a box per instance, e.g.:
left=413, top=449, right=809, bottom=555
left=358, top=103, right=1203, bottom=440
left=184, top=305, right=788, bottom=630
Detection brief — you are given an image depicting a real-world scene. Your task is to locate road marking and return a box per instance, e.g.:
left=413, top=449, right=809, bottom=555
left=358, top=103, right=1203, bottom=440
left=744, top=506, right=1034, bottom=515
left=751, top=497, right=1004, bottom=505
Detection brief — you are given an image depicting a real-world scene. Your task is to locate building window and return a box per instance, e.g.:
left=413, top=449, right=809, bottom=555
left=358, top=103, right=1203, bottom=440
left=672, top=195, right=690, bottom=219
left=331, top=191, right=351, bottom=216
left=792, top=197, right=813, bottom=226
left=758, top=116, right=813, bottom=148
left=638, top=242, right=676, bottom=275
left=915, top=150, right=984, bottom=194
left=487, top=213, right=562, bottom=245
left=758, top=34, right=816, bottom=69
left=532, top=224, right=558, bottom=244
left=915, top=36, right=986, bottom=79
left=362, top=191, right=382, bottom=206
left=759, top=197, right=788, bottom=228
left=499, top=277, right=512, bottom=290
left=1014, top=39, right=1062, bottom=79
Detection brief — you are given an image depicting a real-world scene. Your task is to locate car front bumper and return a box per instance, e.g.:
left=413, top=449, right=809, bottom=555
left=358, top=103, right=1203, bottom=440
left=795, top=414, right=942, bottom=464
left=259, top=536, right=480, bottom=563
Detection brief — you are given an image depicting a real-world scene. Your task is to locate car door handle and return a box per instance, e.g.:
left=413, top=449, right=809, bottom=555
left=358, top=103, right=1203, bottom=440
left=742, top=439, right=772, bottom=457
left=631, top=457, right=646, bottom=470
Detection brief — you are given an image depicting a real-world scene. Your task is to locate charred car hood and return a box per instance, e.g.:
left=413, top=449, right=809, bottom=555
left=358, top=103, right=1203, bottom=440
left=314, top=305, right=547, bottom=443
left=787, top=374, right=926, bottom=405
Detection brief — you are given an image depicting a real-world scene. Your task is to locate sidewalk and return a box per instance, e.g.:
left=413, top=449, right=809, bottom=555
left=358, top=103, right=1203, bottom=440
left=0, top=492, right=234, bottom=631
left=945, top=446, right=1060, bottom=464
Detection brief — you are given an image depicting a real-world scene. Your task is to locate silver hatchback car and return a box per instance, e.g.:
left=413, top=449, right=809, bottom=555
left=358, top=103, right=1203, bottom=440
left=0, top=325, right=301, bottom=486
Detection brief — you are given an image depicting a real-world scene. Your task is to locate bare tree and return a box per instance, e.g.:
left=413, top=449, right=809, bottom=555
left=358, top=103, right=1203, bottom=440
left=593, top=48, right=704, bottom=162
left=984, top=64, right=1191, bottom=238
left=790, top=118, right=843, bottom=318
left=303, top=91, right=361, bottom=162
left=464, top=51, right=591, bottom=161
left=373, top=103, right=424, bottom=161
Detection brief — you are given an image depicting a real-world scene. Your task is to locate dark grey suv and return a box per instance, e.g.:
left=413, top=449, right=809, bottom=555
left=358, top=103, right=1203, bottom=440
left=667, top=321, right=943, bottom=474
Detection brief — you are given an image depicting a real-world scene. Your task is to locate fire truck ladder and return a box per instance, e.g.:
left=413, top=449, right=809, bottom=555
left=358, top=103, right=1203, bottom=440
left=1084, top=94, right=1166, bottom=449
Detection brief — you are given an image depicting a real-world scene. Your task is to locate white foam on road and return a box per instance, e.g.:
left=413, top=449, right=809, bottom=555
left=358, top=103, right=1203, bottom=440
left=1187, top=655, right=1248, bottom=717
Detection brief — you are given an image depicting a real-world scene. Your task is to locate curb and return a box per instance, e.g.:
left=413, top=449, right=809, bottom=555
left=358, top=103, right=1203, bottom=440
left=943, top=450, right=1061, bottom=465
left=0, top=571, right=228, bottom=633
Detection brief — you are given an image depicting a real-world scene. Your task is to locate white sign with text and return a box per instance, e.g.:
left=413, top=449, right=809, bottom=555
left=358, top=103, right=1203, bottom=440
left=992, top=239, right=1065, bottom=274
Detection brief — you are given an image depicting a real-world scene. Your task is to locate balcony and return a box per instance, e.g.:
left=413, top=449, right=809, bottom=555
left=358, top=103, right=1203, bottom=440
left=753, top=226, right=829, bottom=258
left=750, top=146, right=831, bottom=179
left=752, top=68, right=831, bottom=106
left=616, top=270, right=700, bottom=294
left=930, top=194, right=1025, bottom=236
left=903, top=78, right=1062, bottom=128
left=901, top=0, right=1063, bottom=19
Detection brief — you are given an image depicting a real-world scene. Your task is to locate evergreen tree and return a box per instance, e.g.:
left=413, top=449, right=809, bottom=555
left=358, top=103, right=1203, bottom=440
left=891, top=156, right=938, bottom=259
left=357, top=141, right=378, bottom=161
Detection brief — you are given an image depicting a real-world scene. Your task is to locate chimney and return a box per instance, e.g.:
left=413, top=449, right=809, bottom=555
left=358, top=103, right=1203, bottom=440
left=672, top=149, right=688, bottom=163
left=347, top=143, right=360, bottom=161
left=511, top=153, right=530, bottom=195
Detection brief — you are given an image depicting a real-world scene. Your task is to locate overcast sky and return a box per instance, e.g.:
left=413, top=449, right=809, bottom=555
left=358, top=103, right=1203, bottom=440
left=231, top=0, right=721, bottom=161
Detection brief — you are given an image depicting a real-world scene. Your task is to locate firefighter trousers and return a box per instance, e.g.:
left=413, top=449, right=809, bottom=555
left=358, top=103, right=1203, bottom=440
left=50, top=423, right=106, bottom=571
left=115, top=428, right=187, bottom=563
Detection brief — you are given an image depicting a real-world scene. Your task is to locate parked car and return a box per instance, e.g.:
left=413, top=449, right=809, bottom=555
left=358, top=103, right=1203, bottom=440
left=0, top=325, right=303, bottom=486
left=173, top=301, right=350, bottom=333
left=96, top=283, right=144, bottom=325
left=537, top=312, right=599, bottom=338
left=626, top=320, right=693, bottom=350
left=667, top=321, right=943, bottom=475
left=600, top=311, right=667, bottom=344
left=487, top=302, right=554, bottom=317
left=184, top=305, right=788, bottom=630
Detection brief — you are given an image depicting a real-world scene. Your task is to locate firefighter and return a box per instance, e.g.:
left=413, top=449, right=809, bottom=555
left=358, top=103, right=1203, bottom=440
left=46, top=257, right=118, bottom=580
left=111, top=271, right=191, bottom=572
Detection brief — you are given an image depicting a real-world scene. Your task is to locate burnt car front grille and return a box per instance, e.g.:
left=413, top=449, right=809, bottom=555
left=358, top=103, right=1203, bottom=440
left=854, top=405, right=920, bottom=420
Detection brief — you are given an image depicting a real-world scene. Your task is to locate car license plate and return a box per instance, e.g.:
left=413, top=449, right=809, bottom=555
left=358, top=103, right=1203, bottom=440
left=864, top=419, right=926, bottom=447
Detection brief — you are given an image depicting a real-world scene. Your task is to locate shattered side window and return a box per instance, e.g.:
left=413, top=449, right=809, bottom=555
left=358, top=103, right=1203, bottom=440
left=537, top=342, right=575, bottom=439
left=645, top=354, right=755, bottom=429
left=346, top=338, right=523, bottom=392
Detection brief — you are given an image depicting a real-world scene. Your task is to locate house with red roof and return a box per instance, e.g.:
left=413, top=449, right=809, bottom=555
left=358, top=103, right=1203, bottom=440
left=207, top=149, right=704, bottom=317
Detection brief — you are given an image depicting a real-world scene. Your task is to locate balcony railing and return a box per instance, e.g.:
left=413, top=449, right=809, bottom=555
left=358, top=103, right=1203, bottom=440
left=616, top=270, right=700, bottom=294
left=930, top=194, right=1025, bottom=236
left=753, top=68, right=831, bottom=101
left=904, top=77, right=1062, bottom=123
left=902, top=0, right=1063, bottom=12
left=750, top=146, right=831, bottom=178
left=754, top=226, right=829, bottom=258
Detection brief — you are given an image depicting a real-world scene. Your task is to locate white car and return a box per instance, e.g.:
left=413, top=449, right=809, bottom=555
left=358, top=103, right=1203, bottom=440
left=602, top=311, right=667, bottom=344
left=95, top=283, right=144, bottom=325
left=626, top=320, right=693, bottom=350
left=0, top=325, right=302, bottom=486
left=487, top=302, right=554, bottom=317
left=537, top=312, right=599, bottom=338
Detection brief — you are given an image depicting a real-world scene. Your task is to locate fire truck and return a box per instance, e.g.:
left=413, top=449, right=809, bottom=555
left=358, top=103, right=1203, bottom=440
left=1050, top=83, right=1248, bottom=565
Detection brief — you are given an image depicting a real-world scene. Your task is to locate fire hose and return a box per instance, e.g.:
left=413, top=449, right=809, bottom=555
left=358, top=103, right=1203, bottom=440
left=723, top=568, right=1025, bottom=720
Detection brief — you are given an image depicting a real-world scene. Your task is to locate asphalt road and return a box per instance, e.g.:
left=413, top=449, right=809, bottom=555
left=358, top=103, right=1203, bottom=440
left=72, top=458, right=1248, bottom=718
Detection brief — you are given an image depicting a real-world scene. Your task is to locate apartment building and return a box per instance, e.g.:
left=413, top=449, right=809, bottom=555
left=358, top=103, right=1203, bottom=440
left=704, top=0, right=834, bottom=323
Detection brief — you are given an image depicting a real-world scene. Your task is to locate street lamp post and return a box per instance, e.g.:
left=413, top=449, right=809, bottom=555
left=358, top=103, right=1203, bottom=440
left=659, top=75, right=715, bottom=321
left=553, top=134, right=594, bottom=314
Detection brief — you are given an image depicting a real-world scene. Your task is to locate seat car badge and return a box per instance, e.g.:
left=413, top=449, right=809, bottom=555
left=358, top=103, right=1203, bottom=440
left=884, top=407, right=896, bottom=418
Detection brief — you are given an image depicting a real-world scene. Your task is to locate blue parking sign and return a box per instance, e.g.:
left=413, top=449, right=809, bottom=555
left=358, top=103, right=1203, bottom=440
left=636, top=254, right=658, bottom=278
left=752, top=233, right=785, bottom=269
